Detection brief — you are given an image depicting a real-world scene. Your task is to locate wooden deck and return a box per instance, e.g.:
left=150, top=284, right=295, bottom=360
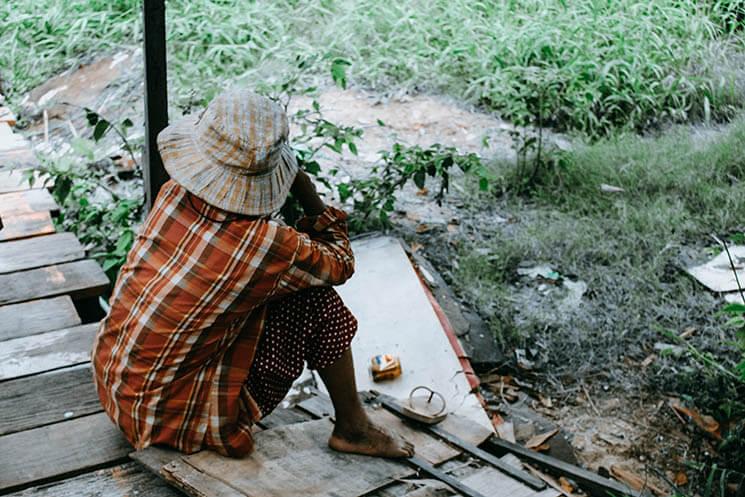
left=0, top=106, right=635, bottom=497
left=0, top=110, right=173, bottom=496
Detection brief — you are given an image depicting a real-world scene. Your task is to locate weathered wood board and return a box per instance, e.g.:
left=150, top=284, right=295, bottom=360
left=4, top=462, right=181, bottom=497
left=0, top=188, right=57, bottom=217
left=0, top=295, right=81, bottom=342
left=460, top=466, right=560, bottom=497
left=0, top=260, right=109, bottom=305
left=0, top=232, right=85, bottom=274
left=0, top=211, right=56, bottom=242
left=0, top=168, right=36, bottom=193
left=0, top=412, right=131, bottom=493
left=0, top=147, right=36, bottom=171
left=0, top=322, right=98, bottom=380
left=161, top=419, right=413, bottom=497
left=0, top=122, right=27, bottom=151
left=0, top=364, right=101, bottom=435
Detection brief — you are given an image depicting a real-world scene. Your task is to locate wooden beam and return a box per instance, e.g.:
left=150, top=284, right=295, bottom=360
left=142, top=0, right=170, bottom=212
left=0, top=211, right=55, bottom=242
left=483, top=437, right=640, bottom=497
left=0, top=259, right=109, bottom=305
left=0, top=364, right=100, bottom=435
left=0, top=295, right=81, bottom=342
left=0, top=232, right=85, bottom=274
left=0, top=412, right=131, bottom=494
left=0, top=323, right=98, bottom=381
left=0, top=188, right=57, bottom=217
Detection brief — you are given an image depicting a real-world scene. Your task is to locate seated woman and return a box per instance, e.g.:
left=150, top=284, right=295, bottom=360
left=91, top=89, right=414, bottom=459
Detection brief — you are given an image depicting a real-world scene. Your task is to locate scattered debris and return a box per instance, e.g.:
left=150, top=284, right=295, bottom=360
left=668, top=398, right=722, bottom=440
left=526, top=428, right=559, bottom=450
left=687, top=245, right=745, bottom=292
left=600, top=184, right=625, bottom=193
left=609, top=465, right=666, bottom=496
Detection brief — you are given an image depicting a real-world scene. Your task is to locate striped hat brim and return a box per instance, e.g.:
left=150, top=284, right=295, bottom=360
left=157, top=113, right=299, bottom=216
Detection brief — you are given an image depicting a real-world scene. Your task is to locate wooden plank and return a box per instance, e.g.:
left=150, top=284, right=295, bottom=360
left=0, top=147, right=36, bottom=171
left=0, top=168, right=36, bottom=193
left=0, top=122, right=27, bottom=151
left=0, top=211, right=55, bottom=242
left=0, top=107, right=17, bottom=127
left=483, top=437, right=640, bottom=497
left=0, top=232, right=85, bottom=274
left=460, top=466, right=560, bottom=497
left=0, top=323, right=98, bottom=380
left=0, top=412, right=131, bottom=493
left=0, top=295, right=81, bottom=342
left=0, top=188, right=57, bottom=217
left=0, top=364, right=101, bottom=435
left=258, top=407, right=314, bottom=430
left=4, top=462, right=182, bottom=497
left=0, top=260, right=109, bottom=305
left=164, top=419, right=413, bottom=497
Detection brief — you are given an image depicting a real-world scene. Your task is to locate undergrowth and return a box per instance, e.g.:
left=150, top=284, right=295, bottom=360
left=2, top=0, right=744, bottom=135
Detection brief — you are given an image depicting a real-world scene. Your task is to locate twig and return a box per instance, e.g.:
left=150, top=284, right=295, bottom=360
left=582, top=383, right=601, bottom=416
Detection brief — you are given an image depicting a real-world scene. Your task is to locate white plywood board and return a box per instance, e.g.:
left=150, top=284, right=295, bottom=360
left=313, top=236, right=492, bottom=430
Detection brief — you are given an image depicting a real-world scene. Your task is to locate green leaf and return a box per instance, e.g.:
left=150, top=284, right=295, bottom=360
left=121, top=118, right=133, bottom=129
left=413, top=170, right=426, bottom=189
left=376, top=119, right=386, bottom=127
left=348, top=142, right=358, bottom=156
left=102, top=258, right=120, bottom=272
left=93, top=120, right=110, bottom=142
left=330, top=58, right=352, bottom=89
left=479, top=177, right=489, bottom=191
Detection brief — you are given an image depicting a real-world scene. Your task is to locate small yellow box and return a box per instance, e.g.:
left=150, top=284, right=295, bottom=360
left=370, top=354, right=402, bottom=382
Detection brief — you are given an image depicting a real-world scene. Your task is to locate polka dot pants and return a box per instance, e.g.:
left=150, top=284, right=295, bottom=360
left=245, top=286, right=358, bottom=417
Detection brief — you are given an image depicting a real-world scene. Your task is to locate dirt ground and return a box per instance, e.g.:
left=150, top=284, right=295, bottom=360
left=15, top=50, right=702, bottom=495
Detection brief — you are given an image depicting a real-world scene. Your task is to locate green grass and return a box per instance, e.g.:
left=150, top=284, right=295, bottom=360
left=1, top=0, right=743, bottom=135
left=448, top=119, right=745, bottom=380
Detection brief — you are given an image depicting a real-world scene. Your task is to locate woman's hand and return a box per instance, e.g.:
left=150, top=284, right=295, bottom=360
left=290, top=170, right=325, bottom=216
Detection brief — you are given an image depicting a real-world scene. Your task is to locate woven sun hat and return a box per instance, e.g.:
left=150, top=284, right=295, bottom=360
left=157, top=88, right=298, bottom=216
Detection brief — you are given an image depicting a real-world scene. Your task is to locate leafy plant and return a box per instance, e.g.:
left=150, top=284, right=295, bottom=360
left=28, top=110, right=143, bottom=281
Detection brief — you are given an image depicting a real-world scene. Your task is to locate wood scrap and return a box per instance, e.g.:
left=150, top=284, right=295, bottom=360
left=525, top=428, right=559, bottom=450
left=609, top=465, right=666, bottom=496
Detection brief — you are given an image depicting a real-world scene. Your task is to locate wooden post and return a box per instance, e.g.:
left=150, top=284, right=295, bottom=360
left=142, top=0, right=170, bottom=212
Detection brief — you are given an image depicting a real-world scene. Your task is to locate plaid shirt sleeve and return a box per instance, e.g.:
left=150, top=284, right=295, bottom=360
left=272, top=205, right=355, bottom=298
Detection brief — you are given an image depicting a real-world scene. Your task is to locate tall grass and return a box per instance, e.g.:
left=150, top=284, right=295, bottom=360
left=1, top=0, right=743, bottom=135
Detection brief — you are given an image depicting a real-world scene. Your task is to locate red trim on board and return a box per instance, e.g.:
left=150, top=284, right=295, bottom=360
left=414, top=266, right=482, bottom=393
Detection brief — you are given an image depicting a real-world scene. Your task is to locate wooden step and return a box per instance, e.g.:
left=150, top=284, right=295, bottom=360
left=0, top=295, right=81, bottom=342
left=0, top=106, right=17, bottom=127
left=0, top=188, right=57, bottom=217
left=0, top=146, right=36, bottom=170
left=2, top=462, right=181, bottom=497
left=0, top=168, right=37, bottom=194
left=0, top=232, right=85, bottom=274
left=0, top=322, right=98, bottom=381
left=0, top=259, right=109, bottom=305
left=0, top=211, right=56, bottom=242
left=0, top=412, right=131, bottom=494
left=0, top=364, right=100, bottom=436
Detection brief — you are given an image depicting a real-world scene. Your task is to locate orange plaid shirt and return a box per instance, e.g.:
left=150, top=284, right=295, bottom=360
left=91, top=180, right=354, bottom=457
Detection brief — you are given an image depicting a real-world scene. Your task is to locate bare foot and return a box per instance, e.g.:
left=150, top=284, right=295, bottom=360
left=328, top=420, right=415, bottom=458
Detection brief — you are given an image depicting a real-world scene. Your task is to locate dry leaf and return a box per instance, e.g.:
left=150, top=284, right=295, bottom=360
left=559, top=477, right=575, bottom=493
left=610, top=465, right=666, bottom=496
left=415, top=224, right=433, bottom=234
left=416, top=187, right=429, bottom=196
left=410, top=242, right=424, bottom=254
left=641, top=354, right=656, bottom=367
left=526, top=428, right=559, bottom=449
left=447, top=223, right=458, bottom=233
left=669, top=399, right=722, bottom=440
left=539, top=394, right=553, bottom=408
left=674, top=472, right=688, bottom=486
